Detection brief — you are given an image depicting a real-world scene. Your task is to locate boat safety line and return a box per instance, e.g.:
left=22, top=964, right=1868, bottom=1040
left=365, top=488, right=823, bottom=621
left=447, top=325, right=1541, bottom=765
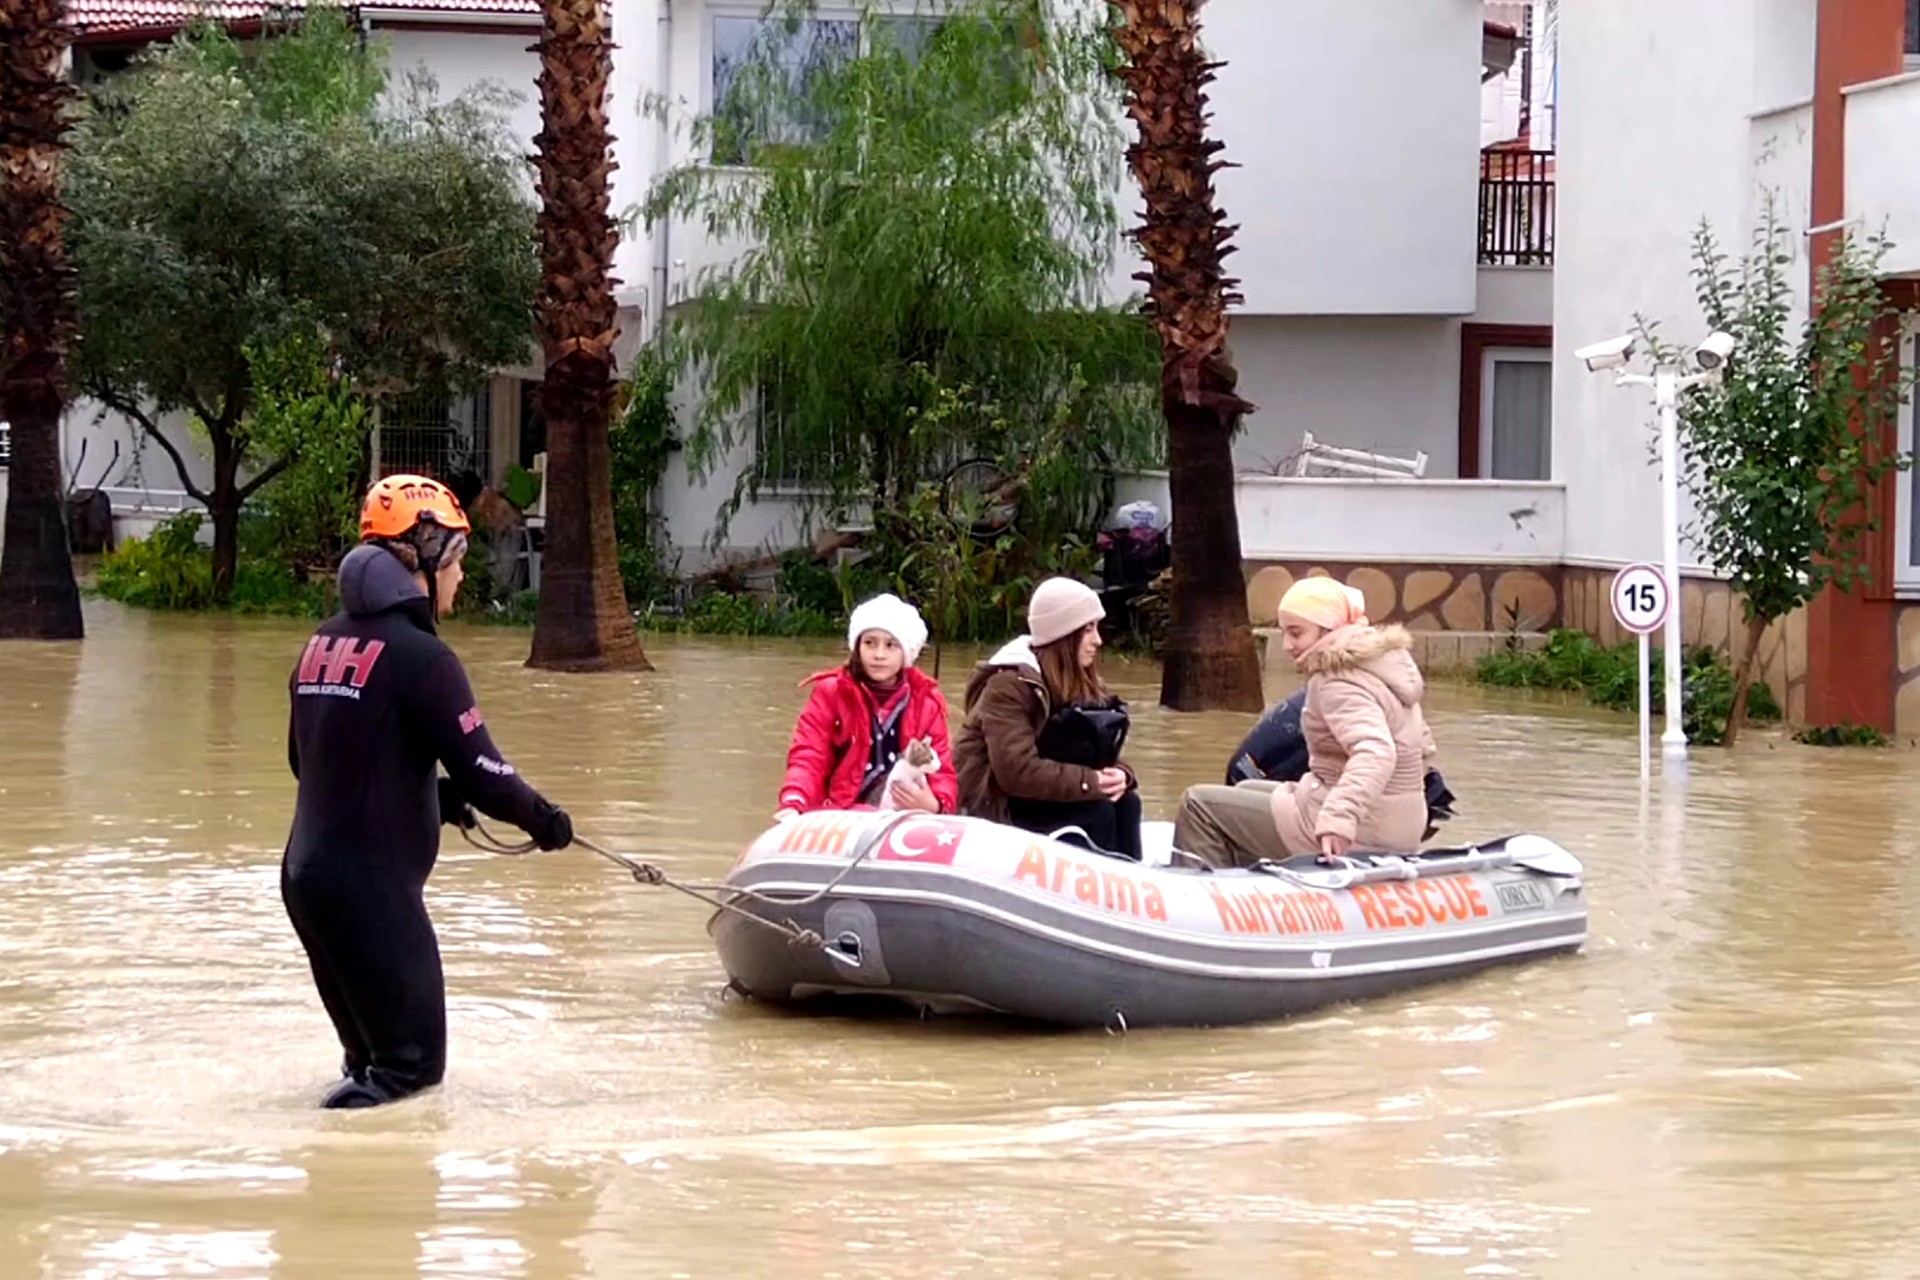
left=459, top=812, right=917, bottom=955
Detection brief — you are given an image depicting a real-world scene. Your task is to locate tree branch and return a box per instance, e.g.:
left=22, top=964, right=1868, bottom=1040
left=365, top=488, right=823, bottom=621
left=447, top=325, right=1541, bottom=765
left=236, top=453, right=294, bottom=502
left=93, top=390, right=212, bottom=505
left=184, top=393, right=222, bottom=434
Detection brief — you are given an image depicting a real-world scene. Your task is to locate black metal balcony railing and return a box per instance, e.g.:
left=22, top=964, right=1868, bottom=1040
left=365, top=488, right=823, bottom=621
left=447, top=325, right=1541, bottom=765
left=1478, top=148, right=1555, bottom=267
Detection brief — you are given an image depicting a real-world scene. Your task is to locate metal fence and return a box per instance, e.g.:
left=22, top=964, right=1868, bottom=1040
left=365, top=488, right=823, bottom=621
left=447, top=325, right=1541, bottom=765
left=376, top=387, right=491, bottom=484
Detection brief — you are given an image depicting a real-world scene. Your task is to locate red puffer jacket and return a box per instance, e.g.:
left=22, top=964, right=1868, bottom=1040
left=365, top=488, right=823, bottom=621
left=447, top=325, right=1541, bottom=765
left=778, top=666, right=958, bottom=815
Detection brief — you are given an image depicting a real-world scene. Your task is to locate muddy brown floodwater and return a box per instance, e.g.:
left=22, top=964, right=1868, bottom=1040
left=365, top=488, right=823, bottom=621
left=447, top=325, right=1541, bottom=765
left=5, top=602, right=1920, bottom=1278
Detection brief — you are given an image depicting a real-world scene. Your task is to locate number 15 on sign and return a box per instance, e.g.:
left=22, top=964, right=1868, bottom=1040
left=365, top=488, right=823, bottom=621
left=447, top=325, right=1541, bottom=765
left=1611, top=564, right=1670, bottom=783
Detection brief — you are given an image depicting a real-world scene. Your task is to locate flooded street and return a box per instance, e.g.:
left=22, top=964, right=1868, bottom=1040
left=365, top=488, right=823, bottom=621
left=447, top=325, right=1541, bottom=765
left=6, top=603, right=1920, bottom=1278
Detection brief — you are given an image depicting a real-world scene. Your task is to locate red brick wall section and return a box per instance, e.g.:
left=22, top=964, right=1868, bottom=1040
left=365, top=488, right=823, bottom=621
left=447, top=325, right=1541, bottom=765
left=1803, top=0, right=1906, bottom=731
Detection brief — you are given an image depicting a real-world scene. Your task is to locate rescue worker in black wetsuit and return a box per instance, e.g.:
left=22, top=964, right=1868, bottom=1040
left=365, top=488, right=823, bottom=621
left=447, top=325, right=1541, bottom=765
left=281, top=474, right=573, bottom=1109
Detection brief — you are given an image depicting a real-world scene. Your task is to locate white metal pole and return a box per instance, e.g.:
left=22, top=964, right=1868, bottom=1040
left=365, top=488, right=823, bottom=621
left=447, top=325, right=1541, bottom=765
left=1638, top=631, right=1651, bottom=785
left=1656, top=370, right=1686, bottom=758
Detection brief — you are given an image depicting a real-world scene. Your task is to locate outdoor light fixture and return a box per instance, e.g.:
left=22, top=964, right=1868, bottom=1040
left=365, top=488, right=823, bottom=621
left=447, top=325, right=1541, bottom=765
left=1578, top=326, right=1739, bottom=765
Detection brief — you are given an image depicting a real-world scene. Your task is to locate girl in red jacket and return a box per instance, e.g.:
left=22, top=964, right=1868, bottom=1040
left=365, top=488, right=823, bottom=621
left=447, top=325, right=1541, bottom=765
left=775, top=593, right=958, bottom=819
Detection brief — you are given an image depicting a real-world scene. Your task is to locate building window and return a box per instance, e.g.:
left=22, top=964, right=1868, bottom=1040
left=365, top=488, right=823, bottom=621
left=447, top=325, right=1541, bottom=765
left=751, top=364, right=839, bottom=490
left=1908, top=0, right=1920, bottom=59
left=710, top=13, right=859, bottom=165
left=0, top=419, right=10, bottom=469
left=377, top=387, right=491, bottom=486
left=1479, top=348, right=1552, bottom=480
left=709, top=12, right=943, bottom=165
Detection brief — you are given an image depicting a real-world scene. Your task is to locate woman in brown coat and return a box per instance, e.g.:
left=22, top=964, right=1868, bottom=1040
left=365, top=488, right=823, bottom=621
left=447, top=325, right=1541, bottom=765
left=953, top=577, right=1142, bottom=859
left=1174, top=578, right=1435, bottom=867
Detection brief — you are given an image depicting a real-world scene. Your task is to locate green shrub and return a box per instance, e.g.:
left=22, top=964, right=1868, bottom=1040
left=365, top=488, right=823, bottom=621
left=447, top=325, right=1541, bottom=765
left=95, top=512, right=330, bottom=617
left=1477, top=628, right=1779, bottom=746
left=1793, top=722, right=1891, bottom=747
left=659, top=590, right=838, bottom=638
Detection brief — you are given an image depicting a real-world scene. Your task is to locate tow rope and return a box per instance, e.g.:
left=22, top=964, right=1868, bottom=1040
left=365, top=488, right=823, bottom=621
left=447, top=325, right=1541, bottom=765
left=458, top=813, right=905, bottom=955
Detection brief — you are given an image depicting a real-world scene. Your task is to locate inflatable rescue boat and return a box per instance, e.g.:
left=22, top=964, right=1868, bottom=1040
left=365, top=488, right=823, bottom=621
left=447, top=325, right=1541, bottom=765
left=711, top=810, right=1586, bottom=1028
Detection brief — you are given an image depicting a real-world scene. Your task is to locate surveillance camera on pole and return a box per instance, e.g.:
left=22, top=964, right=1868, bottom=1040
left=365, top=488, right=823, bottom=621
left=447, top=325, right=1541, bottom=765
left=1690, top=330, right=1736, bottom=372
left=1576, top=324, right=1738, bottom=772
left=1574, top=334, right=1638, bottom=373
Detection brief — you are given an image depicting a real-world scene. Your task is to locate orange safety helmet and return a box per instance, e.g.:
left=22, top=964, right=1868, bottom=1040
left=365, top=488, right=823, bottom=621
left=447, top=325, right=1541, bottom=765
left=360, top=474, right=472, bottom=542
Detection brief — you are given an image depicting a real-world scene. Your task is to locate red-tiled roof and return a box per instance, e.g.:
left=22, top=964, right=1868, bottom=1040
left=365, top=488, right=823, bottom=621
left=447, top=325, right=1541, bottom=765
left=71, top=1, right=538, bottom=36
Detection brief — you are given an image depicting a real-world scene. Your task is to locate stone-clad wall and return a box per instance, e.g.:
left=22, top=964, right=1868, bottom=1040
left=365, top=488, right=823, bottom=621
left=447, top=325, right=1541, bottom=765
left=1561, top=566, right=1807, bottom=722
left=1244, top=562, right=1562, bottom=633
left=1242, top=559, right=1815, bottom=720
left=1895, top=605, right=1920, bottom=735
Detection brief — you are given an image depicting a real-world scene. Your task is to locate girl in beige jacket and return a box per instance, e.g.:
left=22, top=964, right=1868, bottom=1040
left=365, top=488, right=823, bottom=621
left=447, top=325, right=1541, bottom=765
left=1174, top=578, right=1436, bottom=867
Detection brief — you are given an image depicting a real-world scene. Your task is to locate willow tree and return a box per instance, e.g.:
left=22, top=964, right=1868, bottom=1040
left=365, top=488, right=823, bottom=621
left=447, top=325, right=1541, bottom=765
left=527, top=0, right=649, bottom=671
left=644, top=0, right=1158, bottom=545
left=1108, top=0, right=1262, bottom=712
left=0, top=0, right=84, bottom=641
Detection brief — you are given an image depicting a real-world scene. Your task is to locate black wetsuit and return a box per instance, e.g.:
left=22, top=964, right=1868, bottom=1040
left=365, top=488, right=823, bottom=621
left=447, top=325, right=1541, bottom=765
left=282, top=545, right=568, bottom=1108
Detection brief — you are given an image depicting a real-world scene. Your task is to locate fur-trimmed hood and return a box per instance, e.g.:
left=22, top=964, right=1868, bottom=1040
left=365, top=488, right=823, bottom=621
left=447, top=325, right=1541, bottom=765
left=1298, top=624, right=1424, bottom=706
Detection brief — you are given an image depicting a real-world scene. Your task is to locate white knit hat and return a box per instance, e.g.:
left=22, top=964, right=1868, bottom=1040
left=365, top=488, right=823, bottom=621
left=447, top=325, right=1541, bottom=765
left=848, top=593, right=929, bottom=666
left=1028, top=576, right=1105, bottom=647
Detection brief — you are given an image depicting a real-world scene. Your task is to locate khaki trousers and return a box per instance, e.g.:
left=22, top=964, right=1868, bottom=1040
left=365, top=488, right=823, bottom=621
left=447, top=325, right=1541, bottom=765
left=1173, top=780, right=1320, bottom=868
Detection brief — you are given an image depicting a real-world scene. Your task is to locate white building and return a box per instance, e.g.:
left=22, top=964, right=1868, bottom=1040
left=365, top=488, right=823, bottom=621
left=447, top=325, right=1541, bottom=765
left=1550, top=0, right=1920, bottom=733
left=52, top=1, right=1558, bottom=601
left=46, top=0, right=1920, bottom=731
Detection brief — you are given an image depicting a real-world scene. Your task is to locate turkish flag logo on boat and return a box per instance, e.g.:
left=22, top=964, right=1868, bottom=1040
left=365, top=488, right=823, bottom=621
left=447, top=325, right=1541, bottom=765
left=875, top=816, right=965, bottom=865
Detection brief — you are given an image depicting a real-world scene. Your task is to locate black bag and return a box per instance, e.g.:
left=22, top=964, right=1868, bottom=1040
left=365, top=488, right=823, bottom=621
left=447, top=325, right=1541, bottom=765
left=1036, top=697, right=1130, bottom=769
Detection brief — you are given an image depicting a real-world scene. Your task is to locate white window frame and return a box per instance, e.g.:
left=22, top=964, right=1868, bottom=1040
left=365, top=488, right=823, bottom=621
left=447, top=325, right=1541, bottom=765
left=1479, top=346, right=1553, bottom=480
left=1896, top=323, right=1920, bottom=590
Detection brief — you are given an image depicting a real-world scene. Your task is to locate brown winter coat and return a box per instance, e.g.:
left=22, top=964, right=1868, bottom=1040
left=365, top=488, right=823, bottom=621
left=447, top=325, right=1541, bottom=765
left=954, top=637, right=1106, bottom=822
left=1272, top=623, right=1435, bottom=853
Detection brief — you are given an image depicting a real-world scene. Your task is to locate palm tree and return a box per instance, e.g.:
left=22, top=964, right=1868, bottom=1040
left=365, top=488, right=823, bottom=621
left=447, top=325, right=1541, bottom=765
left=527, top=0, right=650, bottom=671
left=1107, top=0, right=1261, bottom=711
left=0, top=0, right=84, bottom=641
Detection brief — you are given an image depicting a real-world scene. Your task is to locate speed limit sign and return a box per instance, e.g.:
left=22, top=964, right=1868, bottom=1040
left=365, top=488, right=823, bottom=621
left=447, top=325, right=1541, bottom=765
left=1611, top=563, right=1670, bottom=635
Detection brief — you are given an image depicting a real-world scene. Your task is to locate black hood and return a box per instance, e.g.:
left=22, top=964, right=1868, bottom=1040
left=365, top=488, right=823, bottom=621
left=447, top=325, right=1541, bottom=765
left=338, top=544, right=434, bottom=630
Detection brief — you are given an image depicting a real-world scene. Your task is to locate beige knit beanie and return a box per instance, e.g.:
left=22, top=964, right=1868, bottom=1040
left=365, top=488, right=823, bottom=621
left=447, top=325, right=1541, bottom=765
left=1027, top=577, right=1105, bottom=647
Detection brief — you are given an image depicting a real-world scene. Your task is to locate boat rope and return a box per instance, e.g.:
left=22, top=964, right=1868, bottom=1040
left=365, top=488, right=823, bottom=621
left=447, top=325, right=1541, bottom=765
left=458, top=811, right=913, bottom=954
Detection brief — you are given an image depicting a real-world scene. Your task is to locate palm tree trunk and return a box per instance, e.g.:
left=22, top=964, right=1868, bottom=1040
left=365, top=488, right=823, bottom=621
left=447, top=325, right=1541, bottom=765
left=1108, top=0, right=1261, bottom=712
left=0, top=0, right=84, bottom=641
left=528, top=0, right=650, bottom=672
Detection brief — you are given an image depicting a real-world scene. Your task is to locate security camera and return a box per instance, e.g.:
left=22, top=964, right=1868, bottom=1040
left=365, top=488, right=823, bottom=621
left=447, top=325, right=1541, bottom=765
left=1691, top=330, right=1736, bottom=372
left=1575, top=334, right=1637, bottom=372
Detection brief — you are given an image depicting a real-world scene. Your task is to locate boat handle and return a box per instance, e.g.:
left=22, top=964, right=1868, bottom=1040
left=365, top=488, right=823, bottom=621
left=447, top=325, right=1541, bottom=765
left=823, top=930, right=864, bottom=969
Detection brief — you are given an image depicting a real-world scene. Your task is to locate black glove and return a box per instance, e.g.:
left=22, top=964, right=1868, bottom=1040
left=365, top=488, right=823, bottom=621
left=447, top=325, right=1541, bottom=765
left=532, top=804, right=573, bottom=852
left=437, top=775, right=476, bottom=830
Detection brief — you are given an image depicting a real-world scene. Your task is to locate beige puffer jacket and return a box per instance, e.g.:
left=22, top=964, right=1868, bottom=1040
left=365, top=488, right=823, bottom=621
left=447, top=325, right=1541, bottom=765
left=1272, top=623, right=1435, bottom=852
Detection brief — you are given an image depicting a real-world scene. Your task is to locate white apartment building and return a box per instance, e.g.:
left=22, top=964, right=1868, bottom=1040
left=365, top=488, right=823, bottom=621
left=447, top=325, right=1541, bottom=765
left=53, top=1, right=1560, bottom=622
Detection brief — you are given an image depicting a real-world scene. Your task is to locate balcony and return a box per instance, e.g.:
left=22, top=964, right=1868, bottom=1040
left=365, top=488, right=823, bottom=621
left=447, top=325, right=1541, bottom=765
left=1846, top=70, right=1920, bottom=278
left=1478, top=148, right=1555, bottom=267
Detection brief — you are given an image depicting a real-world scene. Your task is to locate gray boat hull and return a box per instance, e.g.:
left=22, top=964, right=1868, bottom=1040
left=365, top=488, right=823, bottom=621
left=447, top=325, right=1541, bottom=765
left=711, top=812, right=1587, bottom=1030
